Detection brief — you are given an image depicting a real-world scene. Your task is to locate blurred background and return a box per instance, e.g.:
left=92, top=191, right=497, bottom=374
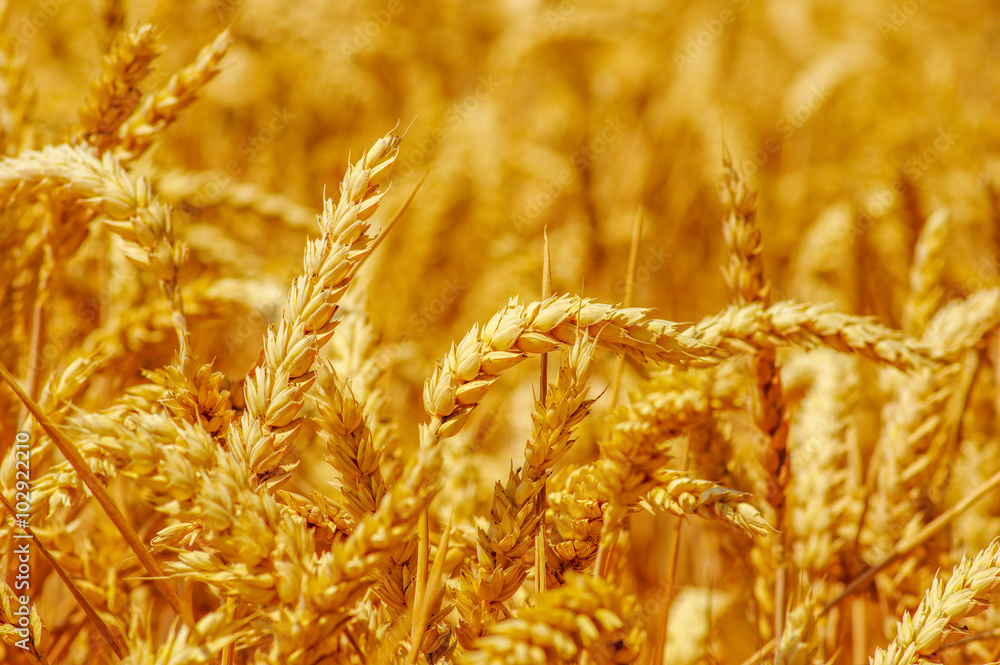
left=5, top=0, right=1000, bottom=661
left=14, top=0, right=1000, bottom=336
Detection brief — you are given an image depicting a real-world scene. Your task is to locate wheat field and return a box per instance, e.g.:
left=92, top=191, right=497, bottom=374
left=2, top=0, right=1000, bottom=664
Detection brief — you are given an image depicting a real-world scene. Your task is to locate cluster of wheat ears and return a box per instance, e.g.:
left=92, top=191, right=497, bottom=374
left=2, top=2, right=1000, bottom=665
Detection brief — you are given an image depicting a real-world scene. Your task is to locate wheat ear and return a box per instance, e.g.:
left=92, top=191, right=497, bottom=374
left=149, top=362, right=233, bottom=443
left=786, top=351, right=862, bottom=587
left=546, top=362, right=749, bottom=582
left=903, top=208, right=950, bottom=336
left=0, top=579, right=51, bottom=665
left=459, top=573, right=644, bottom=665
left=421, top=294, right=726, bottom=447
left=115, top=29, right=232, bottom=164
left=77, top=23, right=160, bottom=154
left=643, top=472, right=773, bottom=539
left=0, top=17, right=31, bottom=156
left=228, top=132, right=400, bottom=485
left=456, top=335, right=598, bottom=645
left=313, top=360, right=388, bottom=521
left=688, top=300, right=939, bottom=371
left=719, top=146, right=788, bottom=558
left=862, top=288, right=1000, bottom=606
left=870, top=538, right=1000, bottom=665
left=0, top=143, right=192, bottom=360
